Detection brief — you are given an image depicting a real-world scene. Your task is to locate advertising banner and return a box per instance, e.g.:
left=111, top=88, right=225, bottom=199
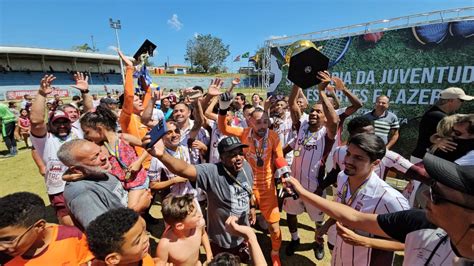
left=268, top=21, right=474, bottom=157
left=5, top=88, right=69, bottom=100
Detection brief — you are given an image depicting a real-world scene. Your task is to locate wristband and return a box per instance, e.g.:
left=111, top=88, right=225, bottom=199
left=250, top=205, right=257, bottom=209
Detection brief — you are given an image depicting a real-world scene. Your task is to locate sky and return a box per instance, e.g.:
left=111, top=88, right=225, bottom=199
left=0, top=0, right=472, bottom=72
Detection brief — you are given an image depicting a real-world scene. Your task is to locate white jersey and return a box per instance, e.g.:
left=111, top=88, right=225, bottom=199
left=271, top=111, right=295, bottom=165
left=331, top=171, right=410, bottom=266
left=152, top=108, right=165, bottom=122
left=148, top=145, right=198, bottom=197
left=289, top=118, right=332, bottom=192
left=180, top=119, right=210, bottom=165
left=71, top=120, right=84, bottom=139
left=332, top=145, right=413, bottom=180
left=404, top=228, right=457, bottom=266
left=30, top=129, right=81, bottom=195
left=325, top=107, right=347, bottom=173
left=208, top=120, right=226, bottom=164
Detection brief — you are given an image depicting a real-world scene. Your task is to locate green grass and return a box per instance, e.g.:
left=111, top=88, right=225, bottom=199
left=0, top=139, right=407, bottom=265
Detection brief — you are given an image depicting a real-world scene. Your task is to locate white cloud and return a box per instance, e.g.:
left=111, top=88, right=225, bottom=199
left=268, top=34, right=287, bottom=40
left=107, top=45, right=118, bottom=52
left=167, top=14, right=183, bottom=31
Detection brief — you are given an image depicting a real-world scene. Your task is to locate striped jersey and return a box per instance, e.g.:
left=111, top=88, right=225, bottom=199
left=332, top=171, right=410, bottom=266
left=271, top=111, right=295, bottom=165
left=362, top=110, right=400, bottom=144
left=332, top=145, right=413, bottom=180
left=288, top=118, right=333, bottom=192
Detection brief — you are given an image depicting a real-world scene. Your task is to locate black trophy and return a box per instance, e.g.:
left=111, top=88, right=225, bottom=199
left=286, top=40, right=329, bottom=89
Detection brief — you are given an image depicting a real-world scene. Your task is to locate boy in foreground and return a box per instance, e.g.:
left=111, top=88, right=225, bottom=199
left=157, top=194, right=213, bottom=265
left=86, top=208, right=155, bottom=266
left=0, top=192, right=93, bottom=265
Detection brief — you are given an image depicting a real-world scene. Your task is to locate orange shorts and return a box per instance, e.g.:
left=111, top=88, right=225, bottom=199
left=253, top=188, right=280, bottom=224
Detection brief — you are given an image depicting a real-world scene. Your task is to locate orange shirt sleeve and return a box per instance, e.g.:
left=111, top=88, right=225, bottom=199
left=119, top=66, right=135, bottom=130
left=218, top=114, right=244, bottom=137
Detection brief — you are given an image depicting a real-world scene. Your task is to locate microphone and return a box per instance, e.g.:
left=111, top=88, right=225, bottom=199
left=275, top=157, right=299, bottom=199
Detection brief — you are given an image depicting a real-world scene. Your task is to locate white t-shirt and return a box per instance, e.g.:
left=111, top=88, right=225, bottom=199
left=404, top=228, right=457, bottom=266
left=288, top=118, right=332, bottom=192
left=332, top=145, right=413, bottom=180
left=152, top=108, right=165, bottom=122
left=148, top=145, right=198, bottom=197
left=455, top=150, right=474, bottom=165
left=331, top=171, right=410, bottom=266
left=72, top=120, right=84, bottom=139
left=30, top=129, right=81, bottom=195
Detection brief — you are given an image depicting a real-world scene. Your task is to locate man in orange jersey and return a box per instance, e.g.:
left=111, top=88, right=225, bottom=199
left=0, top=192, right=94, bottom=266
left=218, top=94, right=283, bottom=266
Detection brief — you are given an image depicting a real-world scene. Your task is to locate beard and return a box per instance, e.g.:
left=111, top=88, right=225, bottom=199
left=80, top=165, right=109, bottom=178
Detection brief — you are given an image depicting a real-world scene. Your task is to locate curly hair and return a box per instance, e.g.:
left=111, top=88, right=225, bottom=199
left=208, top=252, right=241, bottom=266
left=85, top=208, right=139, bottom=260
left=80, top=105, right=117, bottom=131
left=0, top=192, right=46, bottom=228
left=347, top=116, right=374, bottom=136
left=161, top=193, right=195, bottom=225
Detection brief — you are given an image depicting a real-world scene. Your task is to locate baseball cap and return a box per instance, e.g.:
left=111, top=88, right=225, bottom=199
left=439, top=87, right=474, bottom=101
left=50, top=110, right=70, bottom=123
left=423, top=153, right=474, bottom=195
left=100, top=97, right=119, bottom=105
left=217, top=136, right=249, bottom=154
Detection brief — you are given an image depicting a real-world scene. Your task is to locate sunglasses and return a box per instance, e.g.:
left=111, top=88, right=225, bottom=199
left=429, top=187, right=473, bottom=210
left=0, top=220, right=40, bottom=247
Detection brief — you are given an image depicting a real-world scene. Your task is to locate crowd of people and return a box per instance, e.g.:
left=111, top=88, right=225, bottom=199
left=0, top=50, right=473, bottom=266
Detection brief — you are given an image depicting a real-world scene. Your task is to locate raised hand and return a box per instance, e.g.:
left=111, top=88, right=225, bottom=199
left=225, top=216, right=254, bottom=240
left=71, top=72, right=89, bottom=93
left=232, top=77, right=240, bottom=86
left=143, top=136, right=165, bottom=158
left=336, top=222, right=367, bottom=247
left=317, top=71, right=331, bottom=91
left=219, top=92, right=234, bottom=110
left=118, top=50, right=134, bottom=67
left=208, top=78, right=224, bottom=96
left=39, top=75, right=56, bottom=96
left=332, top=76, right=346, bottom=91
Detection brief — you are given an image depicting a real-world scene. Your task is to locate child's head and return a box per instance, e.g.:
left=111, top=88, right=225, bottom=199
left=20, top=108, right=29, bottom=117
left=207, top=252, right=241, bottom=266
left=86, top=208, right=149, bottom=265
left=161, top=194, right=204, bottom=231
left=0, top=192, right=47, bottom=257
left=80, top=105, right=118, bottom=143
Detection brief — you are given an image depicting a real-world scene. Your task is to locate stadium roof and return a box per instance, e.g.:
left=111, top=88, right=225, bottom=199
left=0, top=46, right=134, bottom=61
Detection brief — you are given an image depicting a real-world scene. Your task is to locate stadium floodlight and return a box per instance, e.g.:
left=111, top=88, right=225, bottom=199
left=109, top=18, right=124, bottom=83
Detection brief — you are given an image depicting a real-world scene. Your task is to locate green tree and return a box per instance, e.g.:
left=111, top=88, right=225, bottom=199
left=186, top=34, right=230, bottom=73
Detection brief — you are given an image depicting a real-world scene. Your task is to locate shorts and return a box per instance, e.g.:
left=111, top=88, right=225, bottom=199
left=48, top=192, right=69, bottom=218
left=210, top=241, right=250, bottom=264
left=253, top=188, right=280, bottom=224
left=283, top=191, right=326, bottom=222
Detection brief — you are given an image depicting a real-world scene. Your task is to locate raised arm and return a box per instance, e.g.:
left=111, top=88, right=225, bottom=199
left=288, top=84, right=302, bottom=124
left=30, top=75, right=56, bottom=137
left=144, top=138, right=197, bottom=182
left=204, top=96, right=219, bottom=121
left=287, top=177, right=389, bottom=238
left=201, top=78, right=224, bottom=108
left=72, top=72, right=92, bottom=113
left=141, top=90, right=159, bottom=127
left=333, top=76, right=363, bottom=116
left=217, top=92, right=244, bottom=137
left=318, top=71, right=339, bottom=139
left=336, top=222, right=404, bottom=251
left=118, top=50, right=135, bottom=121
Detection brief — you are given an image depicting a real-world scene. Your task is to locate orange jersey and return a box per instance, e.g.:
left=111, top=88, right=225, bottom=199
left=119, top=66, right=152, bottom=169
left=6, top=224, right=94, bottom=266
left=141, top=254, right=155, bottom=266
left=218, top=114, right=283, bottom=190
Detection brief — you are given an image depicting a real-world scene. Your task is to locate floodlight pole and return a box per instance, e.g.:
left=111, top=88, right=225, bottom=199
left=109, top=18, right=125, bottom=84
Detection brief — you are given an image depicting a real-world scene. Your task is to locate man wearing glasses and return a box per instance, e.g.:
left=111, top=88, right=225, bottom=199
left=0, top=192, right=93, bottom=265
left=286, top=153, right=474, bottom=265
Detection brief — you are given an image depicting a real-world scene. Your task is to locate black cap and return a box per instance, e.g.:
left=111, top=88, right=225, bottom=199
left=133, top=39, right=157, bottom=61
left=100, top=97, right=119, bottom=105
left=217, top=136, right=248, bottom=154
left=423, top=153, right=474, bottom=195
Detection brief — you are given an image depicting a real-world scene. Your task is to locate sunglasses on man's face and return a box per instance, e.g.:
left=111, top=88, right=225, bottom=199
left=429, top=186, right=473, bottom=210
